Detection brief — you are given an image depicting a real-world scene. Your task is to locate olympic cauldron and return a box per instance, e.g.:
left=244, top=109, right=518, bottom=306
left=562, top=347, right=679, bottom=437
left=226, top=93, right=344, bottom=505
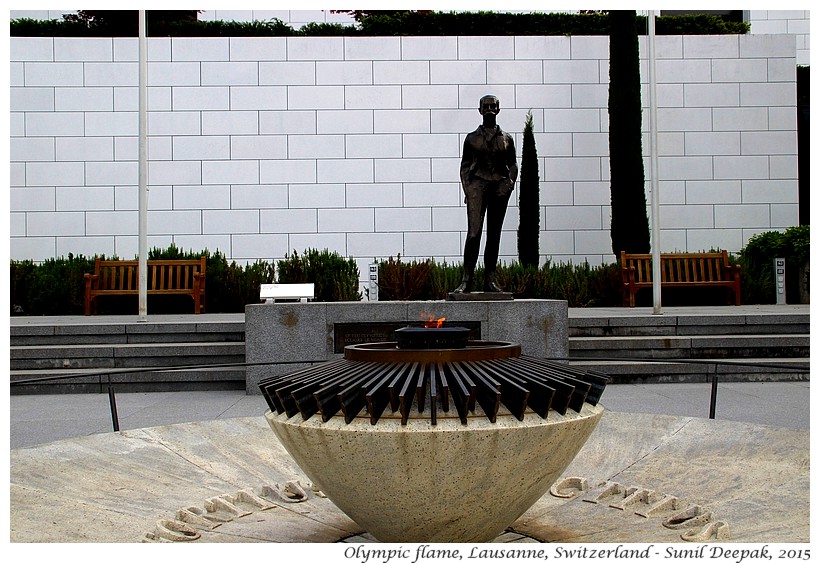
left=260, top=323, right=608, bottom=542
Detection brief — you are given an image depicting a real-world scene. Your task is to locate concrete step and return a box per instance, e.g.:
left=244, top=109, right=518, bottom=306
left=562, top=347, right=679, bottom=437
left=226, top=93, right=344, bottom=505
left=569, top=334, right=809, bottom=360
left=10, top=365, right=247, bottom=394
left=10, top=341, right=246, bottom=371
left=10, top=320, right=245, bottom=346
left=568, top=311, right=808, bottom=337
left=10, top=316, right=249, bottom=394
left=569, top=357, right=810, bottom=384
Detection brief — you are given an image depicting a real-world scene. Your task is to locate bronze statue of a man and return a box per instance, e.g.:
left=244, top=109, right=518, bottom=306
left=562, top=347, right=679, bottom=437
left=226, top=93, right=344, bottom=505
left=454, top=94, right=518, bottom=293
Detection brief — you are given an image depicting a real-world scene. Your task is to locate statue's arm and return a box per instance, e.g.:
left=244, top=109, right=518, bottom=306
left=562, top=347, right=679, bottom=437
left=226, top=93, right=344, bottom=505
left=459, top=136, right=473, bottom=187
left=506, top=135, right=518, bottom=184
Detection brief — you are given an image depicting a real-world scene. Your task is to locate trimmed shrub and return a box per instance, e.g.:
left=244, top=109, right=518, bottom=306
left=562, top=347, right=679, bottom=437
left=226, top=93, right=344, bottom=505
left=12, top=12, right=750, bottom=37
left=276, top=249, right=361, bottom=302
left=739, top=226, right=810, bottom=304
left=9, top=244, right=357, bottom=315
left=608, top=10, right=651, bottom=257
left=517, top=111, right=540, bottom=268
left=427, top=261, right=465, bottom=300
left=376, top=255, right=433, bottom=301
left=376, top=257, right=623, bottom=306
left=10, top=253, right=94, bottom=315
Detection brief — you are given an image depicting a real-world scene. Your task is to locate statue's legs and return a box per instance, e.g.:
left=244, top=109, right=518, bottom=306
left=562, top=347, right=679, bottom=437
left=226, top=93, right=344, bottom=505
left=483, top=186, right=511, bottom=292
left=454, top=182, right=489, bottom=293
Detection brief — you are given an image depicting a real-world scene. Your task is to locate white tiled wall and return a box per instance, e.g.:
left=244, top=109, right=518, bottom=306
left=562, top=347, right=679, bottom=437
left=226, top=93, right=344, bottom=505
left=749, top=10, right=810, bottom=65
left=10, top=29, right=800, bottom=277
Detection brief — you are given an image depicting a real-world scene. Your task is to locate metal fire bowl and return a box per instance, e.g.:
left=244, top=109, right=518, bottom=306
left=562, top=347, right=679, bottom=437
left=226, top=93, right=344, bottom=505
left=260, top=339, right=606, bottom=426
left=260, top=338, right=608, bottom=541
left=394, top=326, right=471, bottom=349
left=344, top=339, right=520, bottom=362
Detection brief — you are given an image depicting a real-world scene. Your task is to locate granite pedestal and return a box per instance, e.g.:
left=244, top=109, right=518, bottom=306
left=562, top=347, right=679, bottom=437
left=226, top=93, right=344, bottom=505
left=245, top=299, right=568, bottom=394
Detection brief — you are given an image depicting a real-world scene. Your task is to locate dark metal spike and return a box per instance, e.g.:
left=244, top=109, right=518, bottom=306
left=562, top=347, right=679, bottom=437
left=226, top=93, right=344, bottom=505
left=472, top=361, right=529, bottom=421
left=399, top=363, right=420, bottom=425
left=443, top=362, right=470, bottom=424
left=459, top=362, right=500, bottom=423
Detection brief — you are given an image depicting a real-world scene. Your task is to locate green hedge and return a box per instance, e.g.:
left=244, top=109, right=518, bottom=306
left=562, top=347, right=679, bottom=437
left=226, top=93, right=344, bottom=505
left=376, top=256, right=622, bottom=307
left=10, top=245, right=359, bottom=316
left=375, top=227, right=810, bottom=307
left=10, top=254, right=94, bottom=315
left=277, top=249, right=362, bottom=302
left=11, top=12, right=749, bottom=37
left=357, top=11, right=749, bottom=36
left=10, top=230, right=808, bottom=314
left=738, top=226, right=809, bottom=304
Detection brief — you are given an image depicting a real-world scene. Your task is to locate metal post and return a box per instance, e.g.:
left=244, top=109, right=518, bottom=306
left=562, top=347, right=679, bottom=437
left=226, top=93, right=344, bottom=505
left=107, top=376, right=120, bottom=432
left=647, top=10, right=662, bottom=315
left=709, top=374, right=719, bottom=419
left=138, top=10, right=149, bottom=321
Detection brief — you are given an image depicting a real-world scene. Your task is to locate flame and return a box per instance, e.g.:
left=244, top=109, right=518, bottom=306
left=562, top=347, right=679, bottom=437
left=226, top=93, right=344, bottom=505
left=421, top=313, right=446, bottom=328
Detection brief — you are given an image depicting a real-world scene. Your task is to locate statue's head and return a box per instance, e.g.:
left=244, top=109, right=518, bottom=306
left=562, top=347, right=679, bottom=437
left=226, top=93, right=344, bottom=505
left=478, top=95, right=500, bottom=116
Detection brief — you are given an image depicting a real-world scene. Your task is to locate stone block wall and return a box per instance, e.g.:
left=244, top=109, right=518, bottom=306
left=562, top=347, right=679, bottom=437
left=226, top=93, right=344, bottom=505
left=10, top=31, right=799, bottom=284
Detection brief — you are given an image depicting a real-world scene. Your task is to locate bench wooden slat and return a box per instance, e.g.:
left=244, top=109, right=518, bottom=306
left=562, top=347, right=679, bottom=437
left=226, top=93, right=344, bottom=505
left=84, top=257, right=206, bottom=315
left=620, top=250, right=740, bottom=307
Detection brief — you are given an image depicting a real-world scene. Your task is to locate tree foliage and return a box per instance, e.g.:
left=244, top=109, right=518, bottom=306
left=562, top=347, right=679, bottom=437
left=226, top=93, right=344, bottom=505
left=608, top=10, right=651, bottom=257
left=517, top=111, right=540, bottom=267
left=12, top=11, right=750, bottom=37
left=61, top=10, right=199, bottom=36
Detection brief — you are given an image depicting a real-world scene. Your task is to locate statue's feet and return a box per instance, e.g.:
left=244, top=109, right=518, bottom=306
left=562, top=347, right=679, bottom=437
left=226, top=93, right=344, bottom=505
left=453, top=279, right=472, bottom=293
left=483, top=274, right=502, bottom=293
left=484, top=280, right=503, bottom=293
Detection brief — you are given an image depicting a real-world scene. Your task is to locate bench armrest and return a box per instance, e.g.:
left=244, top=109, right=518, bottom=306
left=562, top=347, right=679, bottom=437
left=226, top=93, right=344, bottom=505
left=83, top=273, right=98, bottom=315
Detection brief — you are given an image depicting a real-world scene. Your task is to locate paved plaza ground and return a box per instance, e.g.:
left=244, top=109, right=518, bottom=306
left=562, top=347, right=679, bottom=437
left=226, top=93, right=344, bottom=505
left=10, top=380, right=810, bottom=449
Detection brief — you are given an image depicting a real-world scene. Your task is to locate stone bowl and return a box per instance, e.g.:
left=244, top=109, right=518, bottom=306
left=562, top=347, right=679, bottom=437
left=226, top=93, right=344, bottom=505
left=265, top=403, right=604, bottom=542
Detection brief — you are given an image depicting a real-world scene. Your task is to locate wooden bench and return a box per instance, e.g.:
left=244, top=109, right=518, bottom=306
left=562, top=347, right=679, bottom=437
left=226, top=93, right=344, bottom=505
left=84, top=257, right=206, bottom=315
left=620, top=250, right=741, bottom=307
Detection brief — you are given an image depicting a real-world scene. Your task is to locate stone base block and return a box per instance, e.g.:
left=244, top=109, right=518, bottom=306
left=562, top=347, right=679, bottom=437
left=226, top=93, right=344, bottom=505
left=245, top=299, right=568, bottom=394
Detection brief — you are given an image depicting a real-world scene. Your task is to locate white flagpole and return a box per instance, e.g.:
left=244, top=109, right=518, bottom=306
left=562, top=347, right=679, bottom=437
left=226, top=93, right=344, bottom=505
left=647, top=10, right=662, bottom=315
left=138, top=10, right=149, bottom=321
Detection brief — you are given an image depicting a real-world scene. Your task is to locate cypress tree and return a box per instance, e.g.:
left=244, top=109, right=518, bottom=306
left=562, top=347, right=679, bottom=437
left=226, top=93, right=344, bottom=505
left=517, top=110, right=540, bottom=267
left=608, top=10, right=651, bottom=258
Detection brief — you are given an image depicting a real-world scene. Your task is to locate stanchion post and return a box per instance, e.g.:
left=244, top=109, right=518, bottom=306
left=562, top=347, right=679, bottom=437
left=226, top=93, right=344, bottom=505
left=709, top=374, right=719, bottom=419
left=108, top=375, right=120, bottom=432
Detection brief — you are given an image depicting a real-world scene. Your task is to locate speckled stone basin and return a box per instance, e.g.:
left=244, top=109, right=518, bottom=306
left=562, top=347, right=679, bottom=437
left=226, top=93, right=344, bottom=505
left=265, top=402, right=604, bottom=543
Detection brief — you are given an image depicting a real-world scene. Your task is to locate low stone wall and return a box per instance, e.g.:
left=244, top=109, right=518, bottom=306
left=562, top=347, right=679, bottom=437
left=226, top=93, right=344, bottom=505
left=245, top=299, right=568, bottom=393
